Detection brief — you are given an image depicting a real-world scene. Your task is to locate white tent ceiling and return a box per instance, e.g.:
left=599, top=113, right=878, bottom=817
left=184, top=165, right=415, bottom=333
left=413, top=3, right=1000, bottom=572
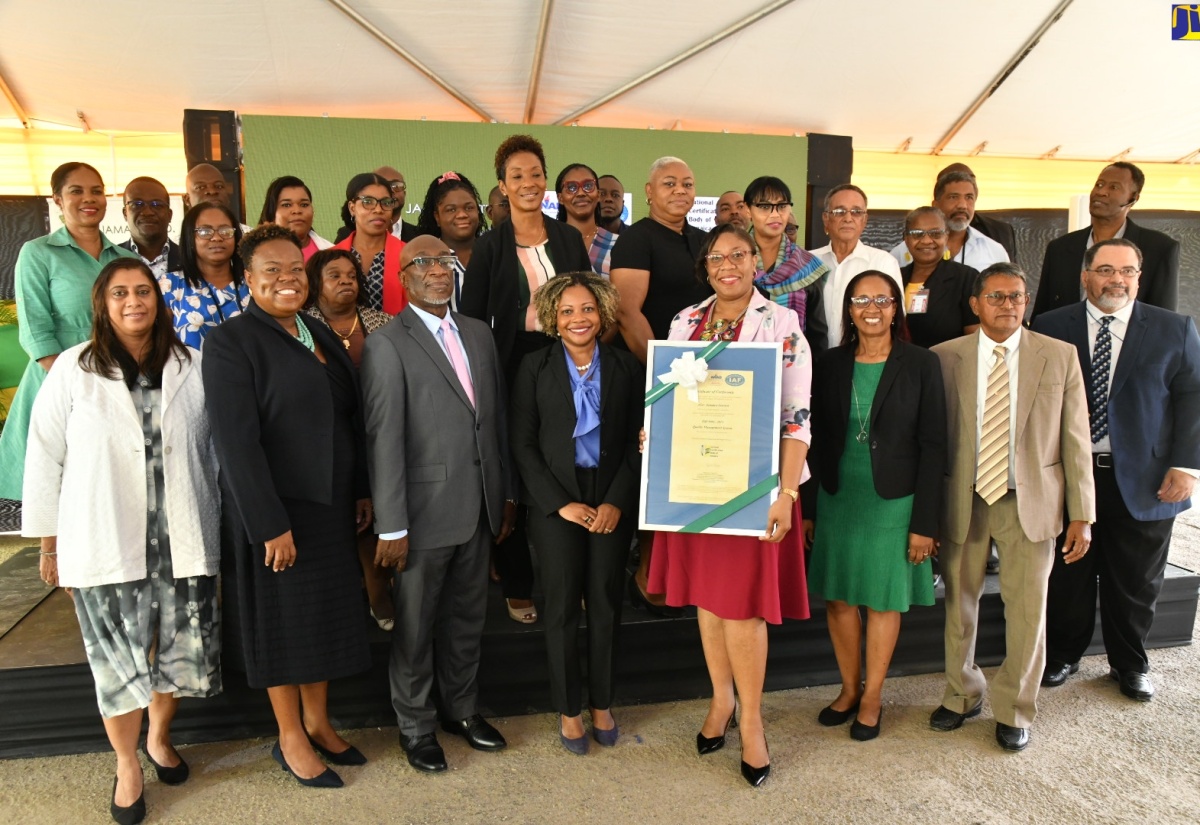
left=1, top=0, right=1197, bottom=163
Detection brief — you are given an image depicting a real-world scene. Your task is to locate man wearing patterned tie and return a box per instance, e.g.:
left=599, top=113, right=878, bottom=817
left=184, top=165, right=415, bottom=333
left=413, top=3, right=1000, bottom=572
left=1033, top=239, right=1200, bottom=702
left=928, top=262, right=1095, bottom=751
left=360, top=235, right=517, bottom=773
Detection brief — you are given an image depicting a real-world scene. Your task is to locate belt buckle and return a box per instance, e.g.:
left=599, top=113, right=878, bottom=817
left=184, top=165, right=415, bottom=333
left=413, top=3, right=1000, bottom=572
left=1094, top=453, right=1113, bottom=469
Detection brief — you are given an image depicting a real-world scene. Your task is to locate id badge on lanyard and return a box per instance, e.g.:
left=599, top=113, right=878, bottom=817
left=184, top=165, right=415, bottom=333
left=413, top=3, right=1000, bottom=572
left=909, top=288, right=930, bottom=314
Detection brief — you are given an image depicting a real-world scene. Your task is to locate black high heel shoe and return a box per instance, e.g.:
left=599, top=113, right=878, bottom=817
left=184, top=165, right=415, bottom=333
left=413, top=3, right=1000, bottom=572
left=740, top=737, right=771, bottom=788
left=696, top=709, right=737, bottom=755
left=110, top=775, right=146, bottom=825
left=142, top=743, right=189, bottom=785
left=271, top=741, right=343, bottom=788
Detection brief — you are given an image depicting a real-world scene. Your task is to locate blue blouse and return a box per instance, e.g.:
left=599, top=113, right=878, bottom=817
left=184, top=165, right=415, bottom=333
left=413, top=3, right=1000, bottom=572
left=564, top=341, right=601, bottom=468
left=158, top=269, right=251, bottom=349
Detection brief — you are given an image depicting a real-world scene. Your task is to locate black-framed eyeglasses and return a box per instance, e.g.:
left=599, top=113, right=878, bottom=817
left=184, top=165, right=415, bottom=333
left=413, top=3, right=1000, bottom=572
left=981, top=291, right=1030, bottom=306
left=849, top=296, right=896, bottom=308
left=125, top=199, right=169, bottom=210
left=402, top=255, right=458, bottom=274
left=751, top=201, right=792, bottom=213
left=703, top=249, right=753, bottom=268
left=194, top=226, right=236, bottom=239
left=353, top=195, right=399, bottom=210
left=825, top=207, right=867, bottom=219
left=562, top=180, right=597, bottom=195
left=388, top=180, right=407, bottom=194
left=1086, top=266, right=1140, bottom=278
left=904, top=229, right=948, bottom=241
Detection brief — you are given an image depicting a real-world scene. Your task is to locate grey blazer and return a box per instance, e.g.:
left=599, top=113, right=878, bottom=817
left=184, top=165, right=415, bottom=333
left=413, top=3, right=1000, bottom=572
left=360, top=305, right=514, bottom=551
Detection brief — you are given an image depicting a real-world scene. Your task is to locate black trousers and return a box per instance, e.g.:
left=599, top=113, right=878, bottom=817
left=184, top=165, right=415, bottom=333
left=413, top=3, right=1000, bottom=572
left=494, top=505, right=535, bottom=600
left=1045, top=458, right=1175, bottom=673
left=527, top=468, right=633, bottom=716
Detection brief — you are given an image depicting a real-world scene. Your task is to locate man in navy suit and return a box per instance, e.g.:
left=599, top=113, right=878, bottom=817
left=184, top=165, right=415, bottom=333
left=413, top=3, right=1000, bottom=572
left=1032, top=238, right=1200, bottom=701
left=1031, top=163, right=1180, bottom=320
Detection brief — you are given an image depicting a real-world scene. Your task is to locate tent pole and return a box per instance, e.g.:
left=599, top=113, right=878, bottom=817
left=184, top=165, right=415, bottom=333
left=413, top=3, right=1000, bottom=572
left=0, top=68, right=31, bottom=129
left=552, top=0, right=796, bottom=126
left=523, top=0, right=555, bottom=124
left=930, top=0, right=1075, bottom=156
left=322, top=0, right=495, bottom=122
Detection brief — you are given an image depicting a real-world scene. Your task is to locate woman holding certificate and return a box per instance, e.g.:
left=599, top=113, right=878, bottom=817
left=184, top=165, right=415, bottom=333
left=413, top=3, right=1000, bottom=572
left=510, top=272, right=643, bottom=755
left=648, top=223, right=812, bottom=788
left=807, top=270, right=947, bottom=741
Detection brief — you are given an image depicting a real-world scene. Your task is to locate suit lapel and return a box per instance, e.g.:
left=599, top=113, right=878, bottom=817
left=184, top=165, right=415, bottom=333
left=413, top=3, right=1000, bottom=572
left=160, top=351, right=189, bottom=413
left=956, top=334, right=980, bottom=439
left=405, top=308, right=475, bottom=413
left=99, top=371, right=141, bottom=428
left=1015, top=333, right=1047, bottom=442
left=1110, top=301, right=1146, bottom=399
left=869, top=343, right=905, bottom=427
left=596, top=343, right=612, bottom=421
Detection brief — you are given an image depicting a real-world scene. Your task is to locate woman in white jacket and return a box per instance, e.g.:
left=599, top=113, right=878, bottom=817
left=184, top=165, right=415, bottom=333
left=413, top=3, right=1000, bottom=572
left=23, top=258, right=221, bottom=825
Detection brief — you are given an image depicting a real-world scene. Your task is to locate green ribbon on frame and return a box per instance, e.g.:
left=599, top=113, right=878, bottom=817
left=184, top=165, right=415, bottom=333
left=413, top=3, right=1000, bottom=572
left=678, top=473, right=780, bottom=534
left=643, top=339, right=730, bottom=407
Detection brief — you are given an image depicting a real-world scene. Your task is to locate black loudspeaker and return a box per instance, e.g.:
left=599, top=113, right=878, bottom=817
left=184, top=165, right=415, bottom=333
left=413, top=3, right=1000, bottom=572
left=0, top=197, right=50, bottom=299
left=182, top=109, right=245, bottom=223
left=804, top=133, right=854, bottom=248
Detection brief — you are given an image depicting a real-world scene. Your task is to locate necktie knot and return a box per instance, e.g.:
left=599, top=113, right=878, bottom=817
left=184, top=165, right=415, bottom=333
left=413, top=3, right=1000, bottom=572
left=993, top=345, right=1006, bottom=363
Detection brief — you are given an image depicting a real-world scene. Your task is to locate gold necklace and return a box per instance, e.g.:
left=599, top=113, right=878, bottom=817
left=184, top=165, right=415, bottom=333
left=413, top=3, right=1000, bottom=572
left=329, top=312, right=360, bottom=349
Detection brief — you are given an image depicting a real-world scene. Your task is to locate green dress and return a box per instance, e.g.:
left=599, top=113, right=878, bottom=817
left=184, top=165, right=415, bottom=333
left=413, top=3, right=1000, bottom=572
left=0, top=228, right=136, bottom=499
left=809, top=361, right=934, bottom=612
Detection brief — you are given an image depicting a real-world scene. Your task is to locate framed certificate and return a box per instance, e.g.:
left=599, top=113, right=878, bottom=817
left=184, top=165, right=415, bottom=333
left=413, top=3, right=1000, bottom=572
left=639, top=340, right=783, bottom=536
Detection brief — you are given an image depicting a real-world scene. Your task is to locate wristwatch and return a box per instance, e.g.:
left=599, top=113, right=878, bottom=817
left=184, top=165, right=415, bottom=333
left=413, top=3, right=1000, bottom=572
left=779, top=488, right=799, bottom=503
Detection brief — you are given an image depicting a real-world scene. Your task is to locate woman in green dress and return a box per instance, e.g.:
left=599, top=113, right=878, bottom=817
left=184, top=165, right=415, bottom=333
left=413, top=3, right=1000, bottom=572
left=808, top=270, right=947, bottom=740
left=0, top=162, right=136, bottom=499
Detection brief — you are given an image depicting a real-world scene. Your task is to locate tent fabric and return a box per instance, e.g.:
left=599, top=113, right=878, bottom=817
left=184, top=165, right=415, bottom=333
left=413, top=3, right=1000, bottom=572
left=0, top=0, right=1196, bottom=162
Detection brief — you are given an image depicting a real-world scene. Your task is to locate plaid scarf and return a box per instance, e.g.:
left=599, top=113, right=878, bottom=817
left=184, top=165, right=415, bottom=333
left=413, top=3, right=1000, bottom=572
left=751, top=234, right=829, bottom=328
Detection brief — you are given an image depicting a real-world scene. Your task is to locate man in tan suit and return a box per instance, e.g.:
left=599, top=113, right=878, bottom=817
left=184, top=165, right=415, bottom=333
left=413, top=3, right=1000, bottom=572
left=929, top=262, right=1095, bottom=751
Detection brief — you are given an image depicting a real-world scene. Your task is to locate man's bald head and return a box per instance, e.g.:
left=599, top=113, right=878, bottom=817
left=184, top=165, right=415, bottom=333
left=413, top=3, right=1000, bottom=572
left=400, top=234, right=452, bottom=267
left=400, top=235, right=455, bottom=315
left=185, top=163, right=230, bottom=210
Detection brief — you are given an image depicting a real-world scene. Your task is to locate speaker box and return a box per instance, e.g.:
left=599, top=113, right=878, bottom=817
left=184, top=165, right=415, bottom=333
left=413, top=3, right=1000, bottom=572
left=804, top=134, right=854, bottom=249
left=183, top=109, right=245, bottom=223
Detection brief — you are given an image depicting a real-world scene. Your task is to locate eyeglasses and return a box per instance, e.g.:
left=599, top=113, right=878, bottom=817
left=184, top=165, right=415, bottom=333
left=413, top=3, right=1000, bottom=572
left=440, top=202, right=479, bottom=216
left=849, top=296, right=896, bottom=308
left=353, top=195, right=399, bottom=210
left=751, top=201, right=793, bottom=214
left=561, top=180, right=597, bottom=195
left=703, top=249, right=753, bottom=268
left=1087, top=266, right=1140, bottom=278
left=402, top=255, right=458, bottom=274
left=388, top=181, right=407, bottom=194
left=825, top=207, right=867, bottom=219
left=194, top=226, right=236, bottom=239
left=981, top=291, right=1030, bottom=306
left=125, top=199, right=169, bottom=210
left=904, top=229, right=948, bottom=241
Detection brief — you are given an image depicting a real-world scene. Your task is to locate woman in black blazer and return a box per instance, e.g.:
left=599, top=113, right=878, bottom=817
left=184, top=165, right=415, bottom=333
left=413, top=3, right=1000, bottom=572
left=202, top=225, right=372, bottom=788
left=807, top=270, right=947, bottom=741
left=509, top=272, right=643, bottom=755
left=899, top=206, right=979, bottom=348
left=459, top=134, right=591, bottom=624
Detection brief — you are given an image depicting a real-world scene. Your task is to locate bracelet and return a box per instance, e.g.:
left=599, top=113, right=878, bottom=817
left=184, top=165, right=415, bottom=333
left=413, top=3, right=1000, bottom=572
left=779, top=488, right=799, bottom=503
left=39, top=551, right=57, bottom=557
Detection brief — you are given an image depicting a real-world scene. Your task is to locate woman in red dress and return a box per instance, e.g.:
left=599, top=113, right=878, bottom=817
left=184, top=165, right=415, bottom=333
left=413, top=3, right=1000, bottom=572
left=648, top=223, right=812, bottom=787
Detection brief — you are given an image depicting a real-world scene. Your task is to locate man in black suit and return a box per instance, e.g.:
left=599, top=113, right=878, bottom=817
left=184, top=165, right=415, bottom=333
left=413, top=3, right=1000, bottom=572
left=376, top=165, right=420, bottom=241
left=1033, top=239, right=1200, bottom=702
left=1031, top=163, right=1180, bottom=320
left=361, top=235, right=516, bottom=773
left=118, top=176, right=181, bottom=279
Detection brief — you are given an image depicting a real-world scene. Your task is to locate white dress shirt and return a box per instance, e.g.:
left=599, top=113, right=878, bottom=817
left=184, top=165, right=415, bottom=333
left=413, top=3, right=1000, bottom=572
left=890, top=226, right=1010, bottom=271
left=810, top=240, right=903, bottom=350
left=975, top=327, right=1022, bottom=490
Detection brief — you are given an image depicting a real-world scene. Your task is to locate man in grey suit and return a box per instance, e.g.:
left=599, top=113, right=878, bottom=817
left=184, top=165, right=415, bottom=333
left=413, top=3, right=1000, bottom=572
left=361, top=235, right=516, bottom=773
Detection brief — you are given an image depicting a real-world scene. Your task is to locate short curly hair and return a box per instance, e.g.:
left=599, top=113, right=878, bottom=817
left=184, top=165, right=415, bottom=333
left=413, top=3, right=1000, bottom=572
left=532, top=272, right=619, bottom=338
left=495, top=134, right=547, bottom=182
left=240, top=223, right=303, bottom=270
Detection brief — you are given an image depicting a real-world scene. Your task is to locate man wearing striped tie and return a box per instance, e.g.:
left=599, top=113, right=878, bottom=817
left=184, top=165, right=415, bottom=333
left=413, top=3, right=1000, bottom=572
left=1033, top=239, right=1200, bottom=703
left=928, top=262, right=1095, bottom=752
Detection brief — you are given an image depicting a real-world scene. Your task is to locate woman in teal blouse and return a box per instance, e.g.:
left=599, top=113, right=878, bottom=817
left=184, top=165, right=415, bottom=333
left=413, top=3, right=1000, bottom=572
left=0, top=162, right=136, bottom=499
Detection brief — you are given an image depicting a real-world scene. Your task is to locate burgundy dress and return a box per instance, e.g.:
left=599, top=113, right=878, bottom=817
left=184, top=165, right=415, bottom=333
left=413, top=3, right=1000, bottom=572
left=646, top=311, right=809, bottom=624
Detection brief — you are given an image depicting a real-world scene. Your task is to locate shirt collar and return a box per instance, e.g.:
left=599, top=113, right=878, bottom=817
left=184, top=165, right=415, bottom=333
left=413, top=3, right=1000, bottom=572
left=409, top=302, right=455, bottom=334
left=978, top=325, right=1022, bottom=358
left=1086, top=220, right=1127, bottom=248
left=1085, top=299, right=1135, bottom=327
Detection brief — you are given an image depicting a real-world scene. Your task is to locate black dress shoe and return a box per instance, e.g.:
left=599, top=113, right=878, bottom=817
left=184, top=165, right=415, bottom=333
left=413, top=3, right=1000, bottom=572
left=1041, top=660, right=1080, bottom=687
left=695, top=711, right=736, bottom=755
left=271, top=741, right=344, bottom=788
left=1110, top=668, right=1155, bottom=702
left=441, top=714, right=507, bottom=751
left=399, top=733, right=448, bottom=773
left=110, top=776, right=146, bottom=825
left=307, top=734, right=368, bottom=766
left=995, top=722, right=1029, bottom=752
left=850, top=707, right=881, bottom=741
left=142, top=743, right=189, bottom=785
left=929, top=702, right=982, bottom=732
left=817, top=700, right=859, bottom=727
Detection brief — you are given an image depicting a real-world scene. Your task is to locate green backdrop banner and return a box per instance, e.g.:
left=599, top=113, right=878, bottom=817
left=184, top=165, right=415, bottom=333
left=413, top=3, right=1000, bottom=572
left=241, top=116, right=808, bottom=241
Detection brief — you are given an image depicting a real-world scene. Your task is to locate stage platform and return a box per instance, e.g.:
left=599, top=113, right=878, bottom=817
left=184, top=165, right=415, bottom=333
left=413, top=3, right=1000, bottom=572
left=1, top=547, right=1196, bottom=759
